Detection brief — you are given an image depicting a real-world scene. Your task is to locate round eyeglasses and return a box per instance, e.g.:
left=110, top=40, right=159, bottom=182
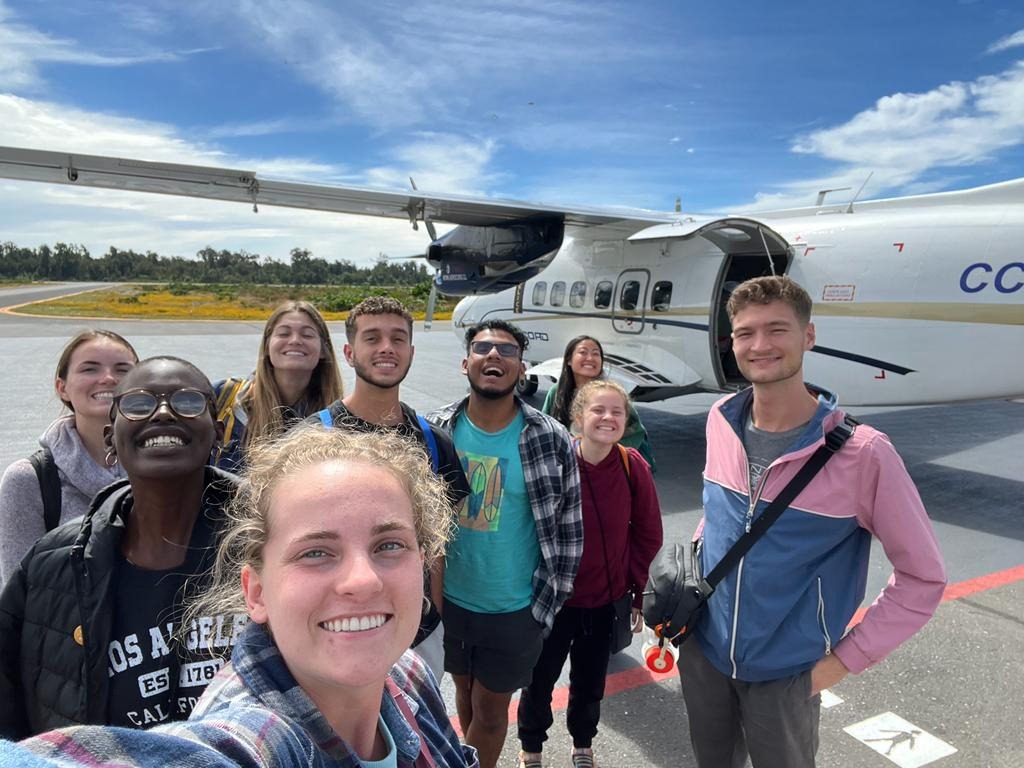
left=113, top=388, right=213, bottom=421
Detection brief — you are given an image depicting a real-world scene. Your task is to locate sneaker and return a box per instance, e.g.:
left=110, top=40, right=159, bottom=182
left=518, top=751, right=543, bottom=768
left=571, top=747, right=596, bottom=768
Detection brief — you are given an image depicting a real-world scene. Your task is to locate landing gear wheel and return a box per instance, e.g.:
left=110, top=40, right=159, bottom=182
left=517, top=375, right=539, bottom=397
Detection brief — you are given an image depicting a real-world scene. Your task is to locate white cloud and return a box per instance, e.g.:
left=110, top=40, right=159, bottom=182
left=0, top=2, right=210, bottom=90
left=204, top=0, right=662, bottom=131
left=740, top=60, right=1024, bottom=210
left=0, top=94, right=458, bottom=263
left=987, top=29, right=1024, bottom=54
left=362, top=133, right=500, bottom=194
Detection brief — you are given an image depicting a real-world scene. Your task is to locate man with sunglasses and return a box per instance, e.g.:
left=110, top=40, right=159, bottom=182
left=429, top=320, right=583, bottom=768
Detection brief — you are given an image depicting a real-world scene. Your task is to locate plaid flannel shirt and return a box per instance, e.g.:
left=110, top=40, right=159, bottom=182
left=428, top=397, right=583, bottom=634
left=12, top=622, right=477, bottom=768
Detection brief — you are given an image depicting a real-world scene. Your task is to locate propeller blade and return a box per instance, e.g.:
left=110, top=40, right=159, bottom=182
left=424, top=279, right=438, bottom=331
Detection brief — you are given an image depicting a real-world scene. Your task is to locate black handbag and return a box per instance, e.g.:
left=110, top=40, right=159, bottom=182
left=643, top=415, right=856, bottom=646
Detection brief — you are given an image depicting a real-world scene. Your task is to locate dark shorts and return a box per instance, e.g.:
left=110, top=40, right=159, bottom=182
left=443, top=601, right=545, bottom=693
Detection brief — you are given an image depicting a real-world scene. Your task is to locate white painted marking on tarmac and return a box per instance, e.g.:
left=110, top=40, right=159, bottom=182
left=844, top=711, right=957, bottom=767
left=820, top=689, right=843, bottom=708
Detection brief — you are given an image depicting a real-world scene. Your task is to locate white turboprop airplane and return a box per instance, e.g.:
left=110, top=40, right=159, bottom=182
left=0, top=145, right=1021, bottom=406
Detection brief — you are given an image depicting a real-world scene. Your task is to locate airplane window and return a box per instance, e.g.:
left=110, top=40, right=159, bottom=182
left=595, top=281, right=613, bottom=309
left=550, top=281, right=566, bottom=306
left=532, top=281, right=547, bottom=306
left=620, top=280, right=640, bottom=311
left=570, top=281, right=586, bottom=308
left=651, top=281, right=672, bottom=311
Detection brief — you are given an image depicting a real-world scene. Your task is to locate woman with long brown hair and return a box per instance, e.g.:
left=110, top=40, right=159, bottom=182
left=541, top=335, right=656, bottom=471
left=213, top=301, right=343, bottom=471
left=0, top=329, right=138, bottom=585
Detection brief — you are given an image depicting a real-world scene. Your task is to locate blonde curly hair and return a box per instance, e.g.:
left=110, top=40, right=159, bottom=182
left=189, top=423, right=455, bottom=624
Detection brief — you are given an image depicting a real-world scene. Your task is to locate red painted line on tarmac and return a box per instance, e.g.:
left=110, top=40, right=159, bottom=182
left=449, top=563, right=1024, bottom=736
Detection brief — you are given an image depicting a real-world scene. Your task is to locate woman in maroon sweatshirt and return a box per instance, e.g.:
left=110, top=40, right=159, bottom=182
left=517, top=379, right=663, bottom=768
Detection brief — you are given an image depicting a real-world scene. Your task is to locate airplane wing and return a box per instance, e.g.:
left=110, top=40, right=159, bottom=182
left=0, top=146, right=676, bottom=238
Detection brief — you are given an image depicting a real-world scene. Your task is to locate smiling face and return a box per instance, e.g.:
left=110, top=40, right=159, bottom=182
left=462, top=328, right=525, bottom=401
left=344, top=313, right=414, bottom=390
left=575, top=387, right=627, bottom=448
left=56, top=337, right=136, bottom=420
left=267, top=311, right=325, bottom=375
left=107, top=359, right=220, bottom=480
left=731, top=301, right=815, bottom=387
left=568, top=338, right=603, bottom=384
left=241, top=460, right=424, bottom=704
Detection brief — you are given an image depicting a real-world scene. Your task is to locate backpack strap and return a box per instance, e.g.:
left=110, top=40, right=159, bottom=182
left=616, top=443, right=631, bottom=478
left=213, top=378, right=250, bottom=466
left=28, top=447, right=62, bottom=532
left=416, top=415, right=440, bottom=473
left=317, top=408, right=334, bottom=428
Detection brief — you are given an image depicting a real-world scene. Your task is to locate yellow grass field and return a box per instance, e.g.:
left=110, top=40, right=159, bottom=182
left=7, top=284, right=455, bottom=322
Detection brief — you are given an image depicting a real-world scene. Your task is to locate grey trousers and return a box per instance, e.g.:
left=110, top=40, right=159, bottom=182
left=678, top=640, right=821, bottom=768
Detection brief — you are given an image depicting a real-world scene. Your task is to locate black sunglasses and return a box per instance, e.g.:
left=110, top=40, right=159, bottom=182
left=470, top=340, right=520, bottom=358
left=113, top=388, right=213, bottom=421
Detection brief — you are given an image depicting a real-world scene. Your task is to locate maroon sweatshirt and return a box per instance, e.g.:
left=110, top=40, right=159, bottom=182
left=567, top=445, right=664, bottom=609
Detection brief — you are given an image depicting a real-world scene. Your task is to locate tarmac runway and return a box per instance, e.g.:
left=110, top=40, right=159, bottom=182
left=1, top=283, right=1021, bottom=767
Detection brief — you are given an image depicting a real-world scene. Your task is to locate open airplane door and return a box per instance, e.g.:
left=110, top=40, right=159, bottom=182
left=630, top=217, right=791, bottom=389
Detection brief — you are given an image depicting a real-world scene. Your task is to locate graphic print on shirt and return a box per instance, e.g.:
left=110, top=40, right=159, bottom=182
left=105, top=610, right=249, bottom=727
left=460, top=452, right=508, bottom=531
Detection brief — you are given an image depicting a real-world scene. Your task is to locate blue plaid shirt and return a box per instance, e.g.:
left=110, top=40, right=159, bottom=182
left=428, top=397, right=583, bottom=635
left=11, top=622, right=477, bottom=768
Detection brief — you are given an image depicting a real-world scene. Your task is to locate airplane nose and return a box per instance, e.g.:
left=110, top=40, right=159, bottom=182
left=452, top=297, right=475, bottom=329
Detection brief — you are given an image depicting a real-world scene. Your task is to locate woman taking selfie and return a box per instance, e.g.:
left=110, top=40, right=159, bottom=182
left=0, top=357, right=242, bottom=738
left=0, top=330, right=138, bottom=586
left=541, top=335, right=656, bottom=471
left=6, top=426, right=477, bottom=767
left=213, top=300, right=343, bottom=471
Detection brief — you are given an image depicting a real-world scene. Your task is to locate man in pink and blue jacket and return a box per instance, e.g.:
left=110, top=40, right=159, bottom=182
left=680, top=275, right=946, bottom=768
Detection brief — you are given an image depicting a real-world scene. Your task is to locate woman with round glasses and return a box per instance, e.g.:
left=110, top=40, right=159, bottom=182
left=542, top=335, right=656, bottom=471
left=212, top=301, right=343, bottom=472
left=0, top=356, right=245, bottom=739
left=0, top=330, right=138, bottom=586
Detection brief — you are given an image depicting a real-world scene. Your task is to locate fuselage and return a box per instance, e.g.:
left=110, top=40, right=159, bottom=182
left=453, top=191, right=1024, bottom=406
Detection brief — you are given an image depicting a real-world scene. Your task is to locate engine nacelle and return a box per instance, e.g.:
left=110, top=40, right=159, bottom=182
left=428, top=218, right=564, bottom=295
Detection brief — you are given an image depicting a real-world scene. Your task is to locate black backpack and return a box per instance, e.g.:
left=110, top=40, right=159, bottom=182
left=27, top=447, right=62, bottom=533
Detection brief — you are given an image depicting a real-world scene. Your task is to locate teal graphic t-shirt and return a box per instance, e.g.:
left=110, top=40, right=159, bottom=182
left=445, top=410, right=539, bottom=613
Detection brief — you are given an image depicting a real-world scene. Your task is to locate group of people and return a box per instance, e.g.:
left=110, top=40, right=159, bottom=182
left=0, top=275, right=946, bottom=768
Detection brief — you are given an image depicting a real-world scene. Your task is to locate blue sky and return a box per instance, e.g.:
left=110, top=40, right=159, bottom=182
left=1, top=0, right=1023, bottom=265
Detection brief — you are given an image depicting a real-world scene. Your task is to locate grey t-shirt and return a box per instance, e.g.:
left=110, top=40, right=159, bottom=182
left=743, top=413, right=808, bottom=497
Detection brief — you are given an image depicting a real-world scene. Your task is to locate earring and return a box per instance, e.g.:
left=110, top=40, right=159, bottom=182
left=105, top=448, right=118, bottom=468
left=422, top=596, right=432, bottom=616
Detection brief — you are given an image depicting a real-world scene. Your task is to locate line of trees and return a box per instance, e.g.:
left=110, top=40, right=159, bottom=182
left=0, top=242, right=431, bottom=285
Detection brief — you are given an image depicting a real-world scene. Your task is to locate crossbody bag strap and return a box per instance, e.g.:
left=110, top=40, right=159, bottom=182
left=702, top=415, right=857, bottom=592
left=385, top=678, right=438, bottom=768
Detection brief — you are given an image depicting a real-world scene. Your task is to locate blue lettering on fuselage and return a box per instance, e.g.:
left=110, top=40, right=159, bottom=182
left=960, top=262, right=1024, bottom=293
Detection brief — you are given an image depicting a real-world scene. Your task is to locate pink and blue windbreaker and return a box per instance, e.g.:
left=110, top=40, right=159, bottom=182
left=697, top=386, right=946, bottom=682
